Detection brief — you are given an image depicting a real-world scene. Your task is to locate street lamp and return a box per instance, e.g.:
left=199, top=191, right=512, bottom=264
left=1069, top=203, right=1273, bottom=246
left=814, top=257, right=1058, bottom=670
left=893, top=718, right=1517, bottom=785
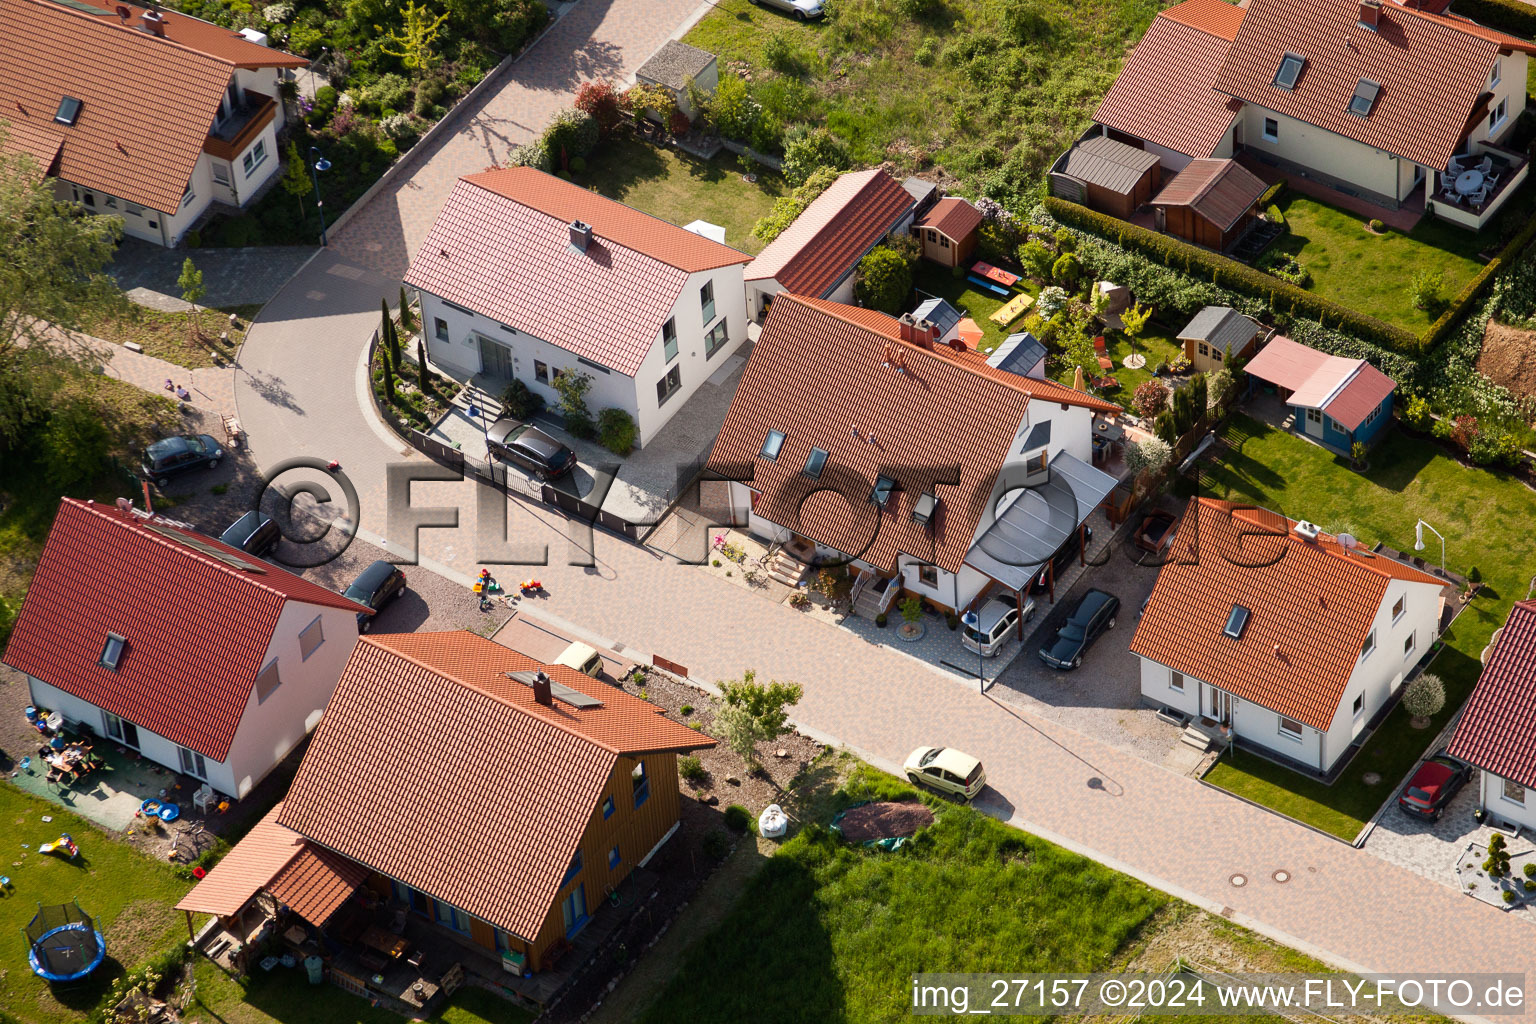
left=961, top=608, right=985, bottom=693
left=308, top=146, right=332, bottom=247
left=1414, top=519, right=1445, bottom=576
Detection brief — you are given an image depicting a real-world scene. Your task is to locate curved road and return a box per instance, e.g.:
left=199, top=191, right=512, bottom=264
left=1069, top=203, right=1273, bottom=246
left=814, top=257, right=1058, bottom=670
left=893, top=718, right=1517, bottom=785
left=233, top=3, right=1536, bottom=1011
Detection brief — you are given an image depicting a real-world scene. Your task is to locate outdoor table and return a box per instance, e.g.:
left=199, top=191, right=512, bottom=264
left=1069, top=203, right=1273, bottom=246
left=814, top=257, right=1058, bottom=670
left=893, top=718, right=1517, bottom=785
left=971, top=261, right=1020, bottom=288
left=1093, top=418, right=1126, bottom=443
left=359, top=925, right=409, bottom=960
left=1455, top=169, right=1484, bottom=195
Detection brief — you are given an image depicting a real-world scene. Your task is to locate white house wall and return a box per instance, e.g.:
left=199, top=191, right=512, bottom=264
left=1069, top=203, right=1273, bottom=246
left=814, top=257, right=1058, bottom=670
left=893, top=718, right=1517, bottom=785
left=1243, top=105, right=1404, bottom=201
left=219, top=601, right=360, bottom=799
left=1139, top=658, right=1203, bottom=719
left=1232, top=695, right=1323, bottom=770
left=1466, top=52, right=1529, bottom=150
left=897, top=555, right=990, bottom=612
left=1481, top=771, right=1536, bottom=831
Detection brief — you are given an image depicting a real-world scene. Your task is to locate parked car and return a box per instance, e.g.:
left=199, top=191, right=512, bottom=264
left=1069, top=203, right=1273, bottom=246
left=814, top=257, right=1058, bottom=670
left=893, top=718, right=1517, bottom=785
left=1027, top=526, right=1094, bottom=594
left=554, top=641, right=605, bottom=679
left=343, top=560, right=407, bottom=632
left=1397, top=750, right=1472, bottom=821
left=141, top=434, right=224, bottom=487
left=903, top=746, right=986, bottom=802
left=1136, top=511, right=1178, bottom=554
left=748, top=0, right=824, bottom=19
left=219, top=511, right=280, bottom=557
left=961, top=595, right=1036, bottom=658
left=487, top=418, right=578, bottom=480
left=1038, top=588, right=1120, bottom=670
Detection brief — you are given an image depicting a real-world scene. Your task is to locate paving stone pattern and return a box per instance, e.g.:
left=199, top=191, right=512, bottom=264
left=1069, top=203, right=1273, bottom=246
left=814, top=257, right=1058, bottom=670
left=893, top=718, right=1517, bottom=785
left=108, top=237, right=318, bottom=311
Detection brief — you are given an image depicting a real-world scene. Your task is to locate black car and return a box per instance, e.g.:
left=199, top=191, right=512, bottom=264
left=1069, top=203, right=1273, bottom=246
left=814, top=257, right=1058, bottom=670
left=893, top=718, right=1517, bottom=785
left=219, top=511, right=280, bottom=557
left=1027, top=526, right=1094, bottom=594
left=1397, top=750, right=1472, bottom=821
left=141, top=434, right=224, bottom=487
left=487, top=418, right=578, bottom=480
left=1038, top=588, right=1120, bottom=670
left=343, top=560, right=407, bottom=632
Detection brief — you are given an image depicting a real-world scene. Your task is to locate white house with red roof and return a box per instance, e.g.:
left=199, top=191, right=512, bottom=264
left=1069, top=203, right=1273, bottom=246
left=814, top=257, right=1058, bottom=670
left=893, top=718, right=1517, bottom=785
left=1243, top=336, right=1396, bottom=453
left=1092, top=0, right=1533, bottom=227
left=744, top=168, right=916, bottom=322
left=708, top=294, right=1123, bottom=618
left=1, top=498, right=373, bottom=799
left=0, top=0, right=306, bottom=246
left=404, top=167, right=752, bottom=449
left=1448, top=601, right=1536, bottom=830
left=1132, top=499, right=1445, bottom=775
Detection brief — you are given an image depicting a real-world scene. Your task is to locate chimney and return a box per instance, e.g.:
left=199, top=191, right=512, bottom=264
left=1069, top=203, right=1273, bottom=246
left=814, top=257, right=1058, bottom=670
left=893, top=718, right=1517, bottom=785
left=568, top=220, right=592, bottom=253
left=140, top=9, right=166, bottom=35
left=1358, top=0, right=1381, bottom=30
left=532, top=670, right=553, bottom=707
left=897, top=312, right=916, bottom=343
left=1292, top=519, right=1321, bottom=542
left=914, top=319, right=939, bottom=348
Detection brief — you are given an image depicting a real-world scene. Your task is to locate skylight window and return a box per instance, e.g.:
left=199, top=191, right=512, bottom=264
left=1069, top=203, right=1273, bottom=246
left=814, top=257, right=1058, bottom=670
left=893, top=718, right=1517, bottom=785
left=1348, top=79, right=1380, bottom=117
left=1223, top=605, right=1251, bottom=640
left=803, top=447, right=828, bottom=479
left=1274, top=53, right=1306, bottom=90
left=54, top=96, right=82, bottom=126
left=100, top=633, right=126, bottom=671
left=912, top=492, right=938, bottom=525
left=760, top=429, right=786, bottom=461
left=870, top=475, right=896, bottom=506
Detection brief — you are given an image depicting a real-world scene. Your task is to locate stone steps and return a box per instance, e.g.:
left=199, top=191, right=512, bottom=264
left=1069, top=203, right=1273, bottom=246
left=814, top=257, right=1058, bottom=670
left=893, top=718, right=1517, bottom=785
left=765, top=550, right=806, bottom=587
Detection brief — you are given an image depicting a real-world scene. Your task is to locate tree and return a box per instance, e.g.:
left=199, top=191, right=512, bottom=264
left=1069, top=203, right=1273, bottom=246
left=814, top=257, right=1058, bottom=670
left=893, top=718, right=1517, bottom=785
left=381, top=298, right=401, bottom=368
left=712, top=669, right=803, bottom=770
left=551, top=369, right=595, bottom=438
left=1123, top=436, right=1172, bottom=476
left=1132, top=381, right=1167, bottom=419
left=281, top=140, right=310, bottom=219
left=416, top=339, right=429, bottom=393
left=854, top=246, right=913, bottom=315
left=706, top=74, right=761, bottom=142
left=574, top=81, right=623, bottom=135
left=596, top=407, right=636, bottom=454
left=780, top=124, right=850, bottom=187
left=1402, top=672, right=1445, bottom=722
left=399, top=286, right=415, bottom=332
left=379, top=0, right=451, bottom=77
left=1017, top=239, right=1054, bottom=279
left=1120, top=301, right=1151, bottom=359
left=1052, top=252, right=1081, bottom=290
left=177, top=258, right=206, bottom=343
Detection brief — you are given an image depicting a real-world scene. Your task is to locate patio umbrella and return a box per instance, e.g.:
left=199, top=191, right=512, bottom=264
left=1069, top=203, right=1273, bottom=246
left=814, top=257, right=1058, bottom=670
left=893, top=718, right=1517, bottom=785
left=956, top=318, right=984, bottom=350
left=1072, top=366, right=1085, bottom=391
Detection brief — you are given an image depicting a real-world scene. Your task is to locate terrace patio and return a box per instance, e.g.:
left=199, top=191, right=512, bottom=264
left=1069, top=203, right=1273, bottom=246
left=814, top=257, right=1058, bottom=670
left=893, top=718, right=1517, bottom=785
left=1427, top=141, right=1530, bottom=231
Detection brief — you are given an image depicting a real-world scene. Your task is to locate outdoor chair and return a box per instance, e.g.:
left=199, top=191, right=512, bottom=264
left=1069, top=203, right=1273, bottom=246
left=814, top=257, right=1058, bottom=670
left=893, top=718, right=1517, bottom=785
left=1447, top=158, right=1464, bottom=176
left=1470, top=187, right=1488, bottom=206
left=1480, top=156, right=1494, bottom=174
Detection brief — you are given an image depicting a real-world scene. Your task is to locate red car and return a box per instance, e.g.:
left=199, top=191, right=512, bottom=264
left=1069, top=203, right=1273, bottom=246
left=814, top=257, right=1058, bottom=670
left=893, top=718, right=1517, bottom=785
left=1397, top=750, right=1471, bottom=821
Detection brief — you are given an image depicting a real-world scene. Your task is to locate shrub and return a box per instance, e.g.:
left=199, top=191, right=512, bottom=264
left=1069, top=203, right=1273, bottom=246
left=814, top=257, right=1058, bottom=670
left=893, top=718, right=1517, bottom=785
left=379, top=113, right=417, bottom=144
left=307, top=85, right=338, bottom=127
left=505, top=137, right=552, bottom=171
left=1470, top=427, right=1521, bottom=466
left=1036, top=286, right=1068, bottom=317
left=597, top=407, right=637, bottom=455
left=1132, top=380, right=1167, bottom=419
left=707, top=74, right=763, bottom=143
left=1402, top=672, right=1446, bottom=718
left=1410, top=269, right=1445, bottom=313
left=552, top=369, right=595, bottom=438
left=681, top=704, right=695, bottom=716
left=414, top=75, right=448, bottom=117
left=1505, top=890, right=1518, bottom=904
left=1450, top=414, right=1480, bottom=452
left=1258, top=250, right=1309, bottom=287
left=999, top=0, right=1051, bottom=42
left=875, top=612, right=888, bottom=628
left=1258, top=179, right=1287, bottom=207
left=500, top=378, right=545, bottom=420
left=762, top=32, right=808, bottom=76
left=895, top=0, right=944, bottom=16
left=574, top=80, right=623, bottom=134
left=1351, top=440, right=1367, bottom=466
left=1454, top=0, right=1536, bottom=40
left=975, top=216, right=1022, bottom=264
left=543, top=107, right=599, bottom=166
left=854, top=245, right=914, bottom=314
left=482, top=0, right=549, bottom=53
left=364, top=73, right=413, bottom=115
left=679, top=755, right=705, bottom=782
left=1053, top=227, right=1076, bottom=253
left=1400, top=395, right=1433, bottom=430
left=701, top=829, right=730, bottom=860
left=723, top=804, right=752, bottom=832
left=1018, top=239, right=1054, bottom=279
left=1123, top=435, right=1172, bottom=475
left=915, top=37, right=939, bottom=65
left=569, top=155, right=586, bottom=173
left=669, top=108, right=693, bottom=135
left=780, top=124, right=851, bottom=187
left=625, top=81, right=677, bottom=120
left=1369, top=218, right=1385, bottom=232
left=753, top=166, right=839, bottom=243
left=1051, top=252, right=1081, bottom=289
left=1265, top=204, right=1286, bottom=230
left=1524, top=862, right=1535, bottom=879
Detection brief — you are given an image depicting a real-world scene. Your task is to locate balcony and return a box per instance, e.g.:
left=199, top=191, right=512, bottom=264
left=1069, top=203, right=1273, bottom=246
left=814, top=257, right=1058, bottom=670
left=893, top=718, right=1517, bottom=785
left=203, top=89, right=276, bottom=162
left=1427, top=140, right=1529, bottom=231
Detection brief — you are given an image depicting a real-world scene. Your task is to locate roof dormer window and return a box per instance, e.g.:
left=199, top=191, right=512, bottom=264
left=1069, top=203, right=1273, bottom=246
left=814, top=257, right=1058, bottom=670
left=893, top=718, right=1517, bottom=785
left=1348, top=79, right=1380, bottom=117
left=54, top=96, right=82, bottom=126
left=802, top=447, right=828, bottom=479
left=912, top=492, right=938, bottom=525
left=1274, top=53, right=1306, bottom=90
left=760, top=429, right=786, bottom=461
left=100, top=633, right=126, bottom=670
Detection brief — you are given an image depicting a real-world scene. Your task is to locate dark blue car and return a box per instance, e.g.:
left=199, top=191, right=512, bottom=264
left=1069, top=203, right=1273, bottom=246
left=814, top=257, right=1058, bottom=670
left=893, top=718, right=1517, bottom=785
left=343, top=560, right=407, bottom=632
left=1038, top=588, right=1120, bottom=670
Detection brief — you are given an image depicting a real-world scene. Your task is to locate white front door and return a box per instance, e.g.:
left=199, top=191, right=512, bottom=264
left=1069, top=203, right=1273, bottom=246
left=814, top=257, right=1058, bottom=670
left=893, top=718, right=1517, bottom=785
left=1303, top=406, right=1324, bottom=438
left=1205, top=685, right=1231, bottom=724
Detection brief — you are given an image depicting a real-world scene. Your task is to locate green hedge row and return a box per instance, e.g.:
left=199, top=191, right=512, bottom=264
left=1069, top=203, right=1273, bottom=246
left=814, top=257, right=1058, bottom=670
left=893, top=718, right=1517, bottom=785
left=1258, top=179, right=1287, bottom=208
left=1453, top=0, right=1536, bottom=41
left=1421, top=204, right=1536, bottom=348
left=1043, top=196, right=1422, bottom=352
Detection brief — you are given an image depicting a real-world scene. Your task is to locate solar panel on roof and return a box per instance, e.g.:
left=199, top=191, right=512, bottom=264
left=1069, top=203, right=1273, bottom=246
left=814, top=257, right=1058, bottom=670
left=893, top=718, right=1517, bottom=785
left=141, top=522, right=266, bottom=573
left=505, top=670, right=603, bottom=708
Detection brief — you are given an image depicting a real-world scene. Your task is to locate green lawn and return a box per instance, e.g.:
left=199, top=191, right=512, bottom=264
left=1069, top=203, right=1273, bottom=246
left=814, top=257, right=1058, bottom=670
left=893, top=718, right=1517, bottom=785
left=0, top=783, right=191, bottom=1024
left=1198, top=415, right=1534, bottom=838
left=1054, top=325, right=1184, bottom=410
left=573, top=135, right=787, bottom=255
left=913, top=262, right=1039, bottom=354
left=684, top=0, right=1160, bottom=204
left=638, top=767, right=1168, bottom=1021
left=1271, top=195, right=1486, bottom=333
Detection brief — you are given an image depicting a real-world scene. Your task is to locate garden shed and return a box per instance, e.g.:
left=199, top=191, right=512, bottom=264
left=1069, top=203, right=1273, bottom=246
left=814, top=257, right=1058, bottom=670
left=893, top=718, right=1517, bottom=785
left=635, top=40, right=718, bottom=120
left=1177, top=306, right=1259, bottom=373
left=1151, top=158, right=1266, bottom=252
left=912, top=197, right=983, bottom=268
left=1050, top=136, right=1162, bottom=219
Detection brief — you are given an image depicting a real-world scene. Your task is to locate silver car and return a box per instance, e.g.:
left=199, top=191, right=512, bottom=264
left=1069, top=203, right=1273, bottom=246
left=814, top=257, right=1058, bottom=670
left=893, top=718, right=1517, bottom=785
left=749, top=0, right=824, bottom=19
left=961, top=595, right=1035, bottom=658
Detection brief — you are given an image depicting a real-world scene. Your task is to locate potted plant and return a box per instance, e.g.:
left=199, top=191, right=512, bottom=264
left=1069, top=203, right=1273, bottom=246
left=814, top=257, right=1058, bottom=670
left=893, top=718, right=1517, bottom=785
left=875, top=612, right=888, bottom=628
left=897, top=596, right=925, bottom=641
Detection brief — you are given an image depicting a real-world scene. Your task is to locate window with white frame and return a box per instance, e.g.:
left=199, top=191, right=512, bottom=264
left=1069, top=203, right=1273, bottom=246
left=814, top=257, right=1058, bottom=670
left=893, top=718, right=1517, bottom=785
left=1170, top=670, right=1184, bottom=692
left=1491, top=97, right=1509, bottom=133
left=212, top=161, right=231, bottom=186
left=1278, top=717, right=1304, bottom=740
left=1492, top=58, right=1503, bottom=86
left=1503, top=777, right=1526, bottom=804
left=434, top=317, right=448, bottom=341
left=241, top=139, right=268, bottom=177
left=1305, top=407, right=1322, bottom=425
left=535, top=360, right=549, bottom=383
left=299, top=616, right=325, bottom=661
left=1361, top=630, right=1375, bottom=659
left=1263, top=117, right=1279, bottom=142
left=1352, top=694, right=1363, bottom=718
left=1392, top=595, right=1405, bottom=622
left=179, top=745, right=207, bottom=779
left=918, top=564, right=938, bottom=587
left=1403, top=631, right=1415, bottom=657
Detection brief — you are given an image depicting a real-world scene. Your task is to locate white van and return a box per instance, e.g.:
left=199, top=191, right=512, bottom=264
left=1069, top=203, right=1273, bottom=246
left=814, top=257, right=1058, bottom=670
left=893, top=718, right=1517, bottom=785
left=554, top=641, right=604, bottom=678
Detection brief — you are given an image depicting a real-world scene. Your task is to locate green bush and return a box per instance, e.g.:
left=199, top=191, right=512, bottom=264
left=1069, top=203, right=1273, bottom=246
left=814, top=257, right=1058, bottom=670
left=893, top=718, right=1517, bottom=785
left=701, top=829, right=731, bottom=861
left=679, top=755, right=705, bottom=781
left=762, top=31, right=808, bottom=76
left=1265, top=204, right=1285, bottom=230
left=1257, top=179, right=1287, bottom=207
left=1051, top=252, right=1081, bottom=289
left=1400, top=395, right=1433, bottom=430
left=1044, top=196, right=1420, bottom=353
left=1422, top=211, right=1536, bottom=348
left=1018, top=239, right=1054, bottom=279
left=544, top=107, right=600, bottom=164
left=975, top=217, right=1021, bottom=264
left=597, top=406, right=638, bottom=455
left=481, top=0, right=549, bottom=52
left=1452, top=0, right=1536, bottom=40
left=1369, top=218, right=1385, bottom=233
left=854, top=245, right=914, bottom=314
left=914, top=37, right=939, bottom=65
left=754, top=165, right=840, bottom=243
left=569, top=155, right=587, bottom=173
left=708, top=74, right=764, bottom=144
left=875, top=612, right=888, bottom=628
left=506, top=137, right=552, bottom=172
left=780, top=124, right=851, bottom=187
left=308, top=85, right=338, bottom=127
left=681, top=704, right=694, bottom=716
left=1409, top=269, right=1445, bottom=313
left=500, top=378, right=545, bottom=420
left=723, top=804, right=752, bottom=832
left=414, top=75, right=449, bottom=117
left=363, top=73, right=413, bottom=115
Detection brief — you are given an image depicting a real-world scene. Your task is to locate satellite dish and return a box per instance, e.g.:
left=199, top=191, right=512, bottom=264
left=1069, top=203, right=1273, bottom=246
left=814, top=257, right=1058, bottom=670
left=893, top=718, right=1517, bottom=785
left=1338, top=533, right=1357, bottom=549
left=115, top=497, right=133, bottom=512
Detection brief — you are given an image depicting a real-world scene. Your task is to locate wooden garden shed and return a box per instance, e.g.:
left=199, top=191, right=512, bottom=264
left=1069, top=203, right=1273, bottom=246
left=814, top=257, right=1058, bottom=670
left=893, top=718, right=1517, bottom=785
left=1151, top=158, right=1266, bottom=252
left=1049, top=136, right=1162, bottom=219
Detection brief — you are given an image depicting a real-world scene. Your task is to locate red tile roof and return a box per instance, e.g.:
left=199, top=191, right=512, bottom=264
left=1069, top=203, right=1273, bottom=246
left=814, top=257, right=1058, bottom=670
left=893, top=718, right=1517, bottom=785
left=1130, top=498, right=1444, bottom=729
left=1448, top=602, right=1536, bottom=787
left=267, top=842, right=369, bottom=927
left=708, top=294, right=1117, bottom=577
left=67, top=0, right=308, bottom=67
left=916, top=196, right=983, bottom=242
left=1094, top=0, right=1246, bottom=159
left=403, top=168, right=749, bottom=377
left=1152, top=158, right=1267, bottom=231
left=1244, top=336, right=1396, bottom=429
left=1, top=498, right=371, bottom=761
left=2, top=118, right=65, bottom=180
left=0, top=0, right=301, bottom=213
left=278, top=632, right=713, bottom=940
left=1213, top=0, right=1519, bottom=170
left=1323, top=361, right=1396, bottom=431
left=745, top=169, right=916, bottom=296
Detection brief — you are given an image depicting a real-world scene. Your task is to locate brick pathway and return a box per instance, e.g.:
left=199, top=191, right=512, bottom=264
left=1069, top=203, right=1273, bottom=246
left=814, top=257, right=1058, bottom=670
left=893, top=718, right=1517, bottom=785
left=332, top=0, right=706, bottom=280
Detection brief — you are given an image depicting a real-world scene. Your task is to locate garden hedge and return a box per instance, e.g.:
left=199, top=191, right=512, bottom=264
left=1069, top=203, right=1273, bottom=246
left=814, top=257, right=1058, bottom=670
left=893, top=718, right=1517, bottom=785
left=1421, top=209, right=1536, bottom=348
left=1258, top=179, right=1287, bottom=208
left=1043, top=196, right=1421, bottom=352
left=1452, top=0, right=1536, bottom=40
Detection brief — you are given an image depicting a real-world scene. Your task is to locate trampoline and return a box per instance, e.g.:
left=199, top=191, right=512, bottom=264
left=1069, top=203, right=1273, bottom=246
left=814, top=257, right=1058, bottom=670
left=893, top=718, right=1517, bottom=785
left=26, top=902, right=106, bottom=983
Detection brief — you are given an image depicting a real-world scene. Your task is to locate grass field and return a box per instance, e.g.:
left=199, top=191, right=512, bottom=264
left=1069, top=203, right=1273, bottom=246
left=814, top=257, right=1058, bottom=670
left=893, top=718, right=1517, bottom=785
left=79, top=303, right=262, bottom=370
left=574, top=136, right=786, bottom=255
left=1197, top=415, right=1533, bottom=838
left=639, top=767, right=1167, bottom=1021
left=1271, top=196, right=1485, bottom=333
left=684, top=0, right=1160, bottom=203
left=912, top=262, right=1036, bottom=353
